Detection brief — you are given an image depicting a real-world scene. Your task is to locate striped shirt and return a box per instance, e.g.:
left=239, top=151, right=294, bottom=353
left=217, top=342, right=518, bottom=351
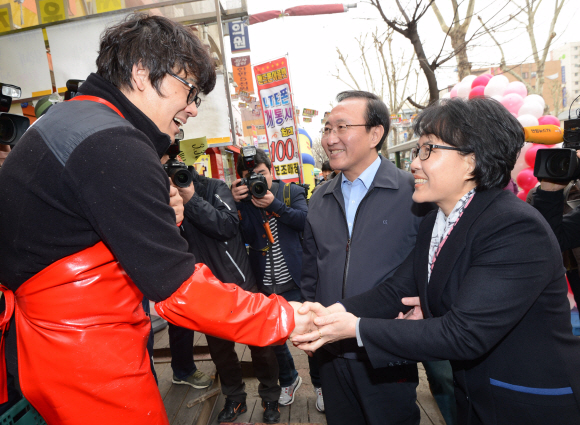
left=263, top=216, right=293, bottom=287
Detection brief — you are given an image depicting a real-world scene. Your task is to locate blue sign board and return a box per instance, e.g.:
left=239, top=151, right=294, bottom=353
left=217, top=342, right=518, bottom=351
left=228, top=20, right=250, bottom=54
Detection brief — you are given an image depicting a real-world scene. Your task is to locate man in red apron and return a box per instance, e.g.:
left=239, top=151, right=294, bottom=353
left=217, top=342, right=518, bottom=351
left=0, top=13, right=304, bottom=424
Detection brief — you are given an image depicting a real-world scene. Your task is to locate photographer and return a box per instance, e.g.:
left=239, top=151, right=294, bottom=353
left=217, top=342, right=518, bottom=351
left=165, top=156, right=282, bottom=423
left=530, top=150, right=580, bottom=251
left=232, top=148, right=323, bottom=410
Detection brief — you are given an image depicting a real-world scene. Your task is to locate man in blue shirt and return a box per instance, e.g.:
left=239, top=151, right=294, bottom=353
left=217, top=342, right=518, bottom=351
left=301, top=91, right=427, bottom=425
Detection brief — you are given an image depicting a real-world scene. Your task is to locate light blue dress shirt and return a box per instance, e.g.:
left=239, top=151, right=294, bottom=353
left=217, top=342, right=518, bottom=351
left=341, top=156, right=381, bottom=237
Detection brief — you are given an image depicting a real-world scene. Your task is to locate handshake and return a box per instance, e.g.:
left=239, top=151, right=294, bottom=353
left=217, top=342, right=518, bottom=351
left=287, top=297, right=423, bottom=354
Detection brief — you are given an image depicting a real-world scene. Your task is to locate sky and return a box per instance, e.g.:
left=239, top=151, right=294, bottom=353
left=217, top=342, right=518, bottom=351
left=223, top=0, right=579, bottom=140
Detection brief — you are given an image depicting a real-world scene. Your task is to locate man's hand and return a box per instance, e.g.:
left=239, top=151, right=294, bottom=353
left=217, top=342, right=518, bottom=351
left=288, top=301, right=317, bottom=339
left=396, top=297, right=424, bottom=320
left=177, top=182, right=195, bottom=205
left=231, top=178, right=249, bottom=203
left=292, top=310, right=358, bottom=353
left=0, top=144, right=10, bottom=167
left=169, top=185, right=184, bottom=224
left=251, top=190, right=274, bottom=208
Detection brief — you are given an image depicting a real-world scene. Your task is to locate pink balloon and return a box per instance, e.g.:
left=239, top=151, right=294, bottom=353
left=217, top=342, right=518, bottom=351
left=524, top=144, right=550, bottom=168
left=468, top=86, right=486, bottom=99
left=482, top=73, right=493, bottom=80
left=517, top=190, right=529, bottom=201
left=538, top=115, right=560, bottom=126
left=504, top=81, right=528, bottom=98
left=501, top=93, right=524, bottom=115
left=516, top=167, right=538, bottom=191
left=511, top=143, right=531, bottom=182
left=471, top=75, right=491, bottom=88
left=450, top=86, right=458, bottom=98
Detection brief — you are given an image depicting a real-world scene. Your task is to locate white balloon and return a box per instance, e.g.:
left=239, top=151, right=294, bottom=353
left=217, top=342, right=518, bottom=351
left=524, top=94, right=546, bottom=109
left=484, top=75, right=509, bottom=97
left=457, top=81, right=471, bottom=99
left=461, top=74, right=477, bottom=87
left=518, top=101, right=543, bottom=119
left=517, top=114, right=539, bottom=127
left=441, top=92, right=451, bottom=99
left=491, top=95, right=503, bottom=102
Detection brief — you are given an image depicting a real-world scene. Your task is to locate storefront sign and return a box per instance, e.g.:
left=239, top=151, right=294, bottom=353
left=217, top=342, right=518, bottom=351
left=36, top=0, right=68, bottom=24
left=231, top=55, right=254, bottom=94
left=302, top=108, right=318, bottom=117
left=0, top=4, right=13, bottom=32
left=303, top=117, right=312, bottom=123
left=254, top=57, right=301, bottom=182
left=228, top=20, right=250, bottom=54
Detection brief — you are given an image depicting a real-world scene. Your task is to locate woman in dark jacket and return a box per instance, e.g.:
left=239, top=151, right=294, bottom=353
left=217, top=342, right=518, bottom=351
left=293, top=97, right=580, bottom=425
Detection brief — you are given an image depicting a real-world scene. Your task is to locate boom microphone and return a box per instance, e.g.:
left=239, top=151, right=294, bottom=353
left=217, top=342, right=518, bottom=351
left=523, top=125, right=563, bottom=145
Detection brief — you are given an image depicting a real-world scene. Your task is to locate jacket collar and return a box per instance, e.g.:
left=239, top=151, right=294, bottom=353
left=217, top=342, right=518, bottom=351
left=419, top=187, right=505, bottom=317
left=323, top=156, right=401, bottom=197
left=78, top=73, right=172, bottom=158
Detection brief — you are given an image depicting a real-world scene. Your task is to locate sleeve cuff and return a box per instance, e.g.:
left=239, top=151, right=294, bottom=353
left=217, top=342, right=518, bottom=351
left=356, top=317, right=363, bottom=347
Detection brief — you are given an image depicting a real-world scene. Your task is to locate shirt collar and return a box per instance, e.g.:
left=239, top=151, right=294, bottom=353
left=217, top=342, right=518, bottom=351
left=341, top=156, right=381, bottom=189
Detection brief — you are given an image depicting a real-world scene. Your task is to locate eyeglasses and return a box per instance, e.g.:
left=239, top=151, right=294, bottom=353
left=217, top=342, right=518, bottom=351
left=411, top=144, right=462, bottom=161
left=169, top=74, right=201, bottom=107
left=321, top=124, right=367, bottom=138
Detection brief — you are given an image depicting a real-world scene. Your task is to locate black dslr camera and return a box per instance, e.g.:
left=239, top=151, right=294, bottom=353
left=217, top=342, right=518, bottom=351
left=163, top=138, right=193, bottom=188
left=237, top=146, right=268, bottom=201
left=534, top=118, right=580, bottom=182
left=0, top=83, right=30, bottom=147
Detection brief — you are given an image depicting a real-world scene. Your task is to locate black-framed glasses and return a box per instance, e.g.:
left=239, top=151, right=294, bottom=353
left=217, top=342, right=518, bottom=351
left=169, top=74, right=201, bottom=107
left=321, top=124, right=367, bottom=138
left=411, top=144, right=462, bottom=160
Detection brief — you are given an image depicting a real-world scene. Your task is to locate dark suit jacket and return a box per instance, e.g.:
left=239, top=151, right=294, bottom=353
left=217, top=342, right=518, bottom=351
left=342, top=188, right=580, bottom=424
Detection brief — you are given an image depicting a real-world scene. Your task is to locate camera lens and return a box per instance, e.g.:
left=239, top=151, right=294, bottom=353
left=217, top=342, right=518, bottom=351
left=250, top=181, right=268, bottom=198
left=0, top=117, right=15, bottom=144
left=168, top=168, right=193, bottom=188
left=546, top=151, right=572, bottom=178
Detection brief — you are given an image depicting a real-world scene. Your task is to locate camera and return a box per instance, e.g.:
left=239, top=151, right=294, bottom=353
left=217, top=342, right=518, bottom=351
left=163, top=138, right=193, bottom=188
left=236, top=146, right=268, bottom=201
left=0, top=83, right=30, bottom=147
left=534, top=118, right=580, bottom=182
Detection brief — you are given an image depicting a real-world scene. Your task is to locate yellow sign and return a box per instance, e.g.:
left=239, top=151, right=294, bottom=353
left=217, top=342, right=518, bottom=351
left=178, top=137, right=208, bottom=165
left=0, top=5, right=13, bottom=33
left=96, top=0, right=123, bottom=14
left=193, top=155, right=211, bottom=178
left=36, top=0, right=68, bottom=24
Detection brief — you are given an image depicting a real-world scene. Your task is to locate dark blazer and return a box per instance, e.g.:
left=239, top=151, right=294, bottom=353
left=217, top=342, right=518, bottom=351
left=342, top=188, right=580, bottom=424
left=237, top=181, right=307, bottom=293
left=301, top=157, right=428, bottom=358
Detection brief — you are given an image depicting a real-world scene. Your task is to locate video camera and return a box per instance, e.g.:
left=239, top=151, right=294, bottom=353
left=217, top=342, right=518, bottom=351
left=236, top=146, right=268, bottom=201
left=0, top=83, right=30, bottom=147
left=163, top=133, right=193, bottom=188
left=533, top=118, right=580, bottom=182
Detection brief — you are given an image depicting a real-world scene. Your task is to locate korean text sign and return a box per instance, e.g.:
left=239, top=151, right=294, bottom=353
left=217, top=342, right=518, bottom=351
left=228, top=20, right=250, bottom=54
left=231, top=55, right=254, bottom=94
left=254, top=57, right=301, bottom=182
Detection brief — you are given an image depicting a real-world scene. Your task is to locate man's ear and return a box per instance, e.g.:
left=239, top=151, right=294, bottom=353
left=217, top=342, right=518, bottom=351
left=131, top=63, right=149, bottom=92
left=370, top=125, right=384, bottom=150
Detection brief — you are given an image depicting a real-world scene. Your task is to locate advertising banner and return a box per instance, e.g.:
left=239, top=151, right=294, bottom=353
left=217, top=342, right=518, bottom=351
left=228, top=20, right=250, bottom=54
left=231, top=55, right=254, bottom=94
left=303, top=117, right=312, bottom=123
left=254, top=57, right=301, bottom=182
left=302, top=108, right=318, bottom=116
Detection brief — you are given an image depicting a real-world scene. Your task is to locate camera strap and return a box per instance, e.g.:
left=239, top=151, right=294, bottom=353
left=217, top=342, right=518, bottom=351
left=69, top=95, right=125, bottom=119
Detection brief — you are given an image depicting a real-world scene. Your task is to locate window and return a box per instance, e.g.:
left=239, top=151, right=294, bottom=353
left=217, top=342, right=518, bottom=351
left=522, top=72, right=529, bottom=79
left=576, top=73, right=579, bottom=77
left=531, top=72, right=537, bottom=78
left=576, top=81, right=579, bottom=85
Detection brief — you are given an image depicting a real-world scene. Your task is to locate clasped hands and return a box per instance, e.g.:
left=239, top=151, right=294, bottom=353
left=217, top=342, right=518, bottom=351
left=288, top=297, right=424, bottom=354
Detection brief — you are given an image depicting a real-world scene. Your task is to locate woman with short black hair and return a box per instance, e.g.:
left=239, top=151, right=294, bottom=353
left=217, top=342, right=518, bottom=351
left=294, top=97, right=580, bottom=425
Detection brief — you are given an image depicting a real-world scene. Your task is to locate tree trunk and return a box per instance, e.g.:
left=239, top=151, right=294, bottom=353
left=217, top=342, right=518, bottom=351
left=450, top=29, right=471, bottom=80
left=407, top=21, right=439, bottom=105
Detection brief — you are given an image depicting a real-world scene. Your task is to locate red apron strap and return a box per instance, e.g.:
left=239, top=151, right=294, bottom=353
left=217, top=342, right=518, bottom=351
left=69, top=95, right=125, bottom=119
left=0, top=284, right=15, bottom=403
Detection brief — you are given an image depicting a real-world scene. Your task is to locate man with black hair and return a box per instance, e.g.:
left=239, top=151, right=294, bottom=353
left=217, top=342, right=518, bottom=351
left=231, top=148, right=324, bottom=412
left=169, top=165, right=281, bottom=424
left=0, top=14, right=303, bottom=424
left=301, top=91, right=428, bottom=425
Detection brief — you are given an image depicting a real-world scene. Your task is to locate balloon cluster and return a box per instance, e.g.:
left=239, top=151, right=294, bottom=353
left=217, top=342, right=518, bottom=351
left=446, top=74, right=562, bottom=201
